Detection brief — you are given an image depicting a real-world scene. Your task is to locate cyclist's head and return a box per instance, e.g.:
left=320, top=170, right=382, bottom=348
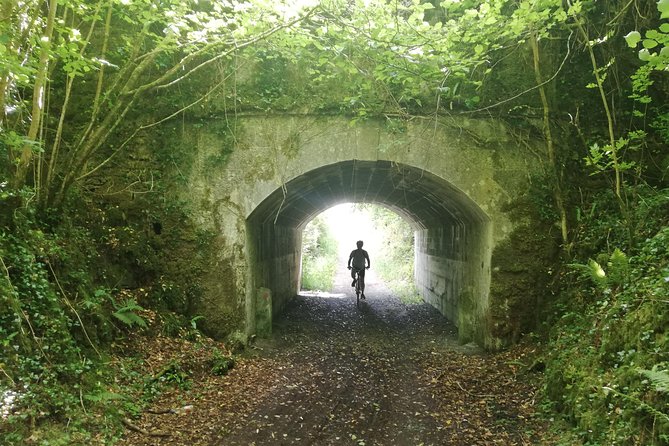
left=356, top=240, right=364, bottom=248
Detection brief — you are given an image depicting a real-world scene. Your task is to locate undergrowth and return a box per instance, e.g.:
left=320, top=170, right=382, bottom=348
left=543, top=186, right=669, bottom=445
left=0, top=189, right=218, bottom=445
left=0, top=202, right=119, bottom=444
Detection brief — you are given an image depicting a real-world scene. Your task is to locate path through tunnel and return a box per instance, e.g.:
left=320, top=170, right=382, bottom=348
left=247, top=160, right=493, bottom=345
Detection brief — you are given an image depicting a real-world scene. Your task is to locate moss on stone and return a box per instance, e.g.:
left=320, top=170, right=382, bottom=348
left=489, top=201, right=560, bottom=343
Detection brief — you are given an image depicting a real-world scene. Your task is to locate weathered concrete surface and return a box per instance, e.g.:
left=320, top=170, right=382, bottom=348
left=177, top=115, right=543, bottom=349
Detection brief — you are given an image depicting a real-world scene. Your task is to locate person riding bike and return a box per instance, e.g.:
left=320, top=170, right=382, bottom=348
left=347, top=240, right=370, bottom=299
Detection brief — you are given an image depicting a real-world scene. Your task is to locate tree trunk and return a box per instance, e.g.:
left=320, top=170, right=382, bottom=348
left=530, top=33, right=569, bottom=247
left=14, top=0, right=58, bottom=188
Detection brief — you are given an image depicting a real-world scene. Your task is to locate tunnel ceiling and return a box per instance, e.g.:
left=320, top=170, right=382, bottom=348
left=248, top=160, right=489, bottom=229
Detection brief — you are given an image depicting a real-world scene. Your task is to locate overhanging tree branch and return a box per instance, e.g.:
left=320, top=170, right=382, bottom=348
left=124, top=7, right=319, bottom=96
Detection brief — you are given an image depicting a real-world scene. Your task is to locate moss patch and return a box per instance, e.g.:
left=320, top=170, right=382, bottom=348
left=489, top=204, right=559, bottom=343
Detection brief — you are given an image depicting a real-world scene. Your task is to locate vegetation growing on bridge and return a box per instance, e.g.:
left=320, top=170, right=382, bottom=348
left=1, top=0, right=668, bottom=444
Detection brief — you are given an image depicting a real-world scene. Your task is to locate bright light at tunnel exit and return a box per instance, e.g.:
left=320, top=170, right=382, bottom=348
left=317, top=203, right=384, bottom=260
left=301, top=203, right=417, bottom=298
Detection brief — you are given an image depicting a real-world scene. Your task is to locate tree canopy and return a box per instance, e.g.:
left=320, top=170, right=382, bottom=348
left=2, top=0, right=667, bottom=209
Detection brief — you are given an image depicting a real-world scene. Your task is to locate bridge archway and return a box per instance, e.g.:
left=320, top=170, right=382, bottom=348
left=177, top=115, right=542, bottom=349
left=247, top=160, right=492, bottom=345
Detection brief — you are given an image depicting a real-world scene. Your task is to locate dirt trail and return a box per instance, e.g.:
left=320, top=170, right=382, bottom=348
left=119, top=270, right=549, bottom=446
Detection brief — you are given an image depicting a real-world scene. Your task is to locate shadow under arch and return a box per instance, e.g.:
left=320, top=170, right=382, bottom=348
left=246, top=160, right=494, bottom=346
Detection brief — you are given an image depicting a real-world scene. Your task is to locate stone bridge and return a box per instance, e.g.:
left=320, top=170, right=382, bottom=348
left=178, top=115, right=545, bottom=349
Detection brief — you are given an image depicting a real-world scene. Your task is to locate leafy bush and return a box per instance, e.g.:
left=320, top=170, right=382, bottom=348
left=0, top=197, right=164, bottom=444
left=155, top=362, right=191, bottom=389
left=0, top=215, right=93, bottom=443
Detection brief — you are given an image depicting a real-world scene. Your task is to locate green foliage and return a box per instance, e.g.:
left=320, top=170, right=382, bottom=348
left=112, top=299, right=147, bottom=329
left=231, top=0, right=576, bottom=116
left=586, top=139, right=638, bottom=177
left=0, top=214, right=98, bottom=443
left=364, top=205, right=420, bottom=304
left=626, top=1, right=669, bottom=68
left=161, top=311, right=188, bottom=337
left=607, top=248, right=630, bottom=286
left=569, top=248, right=629, bottom=291
left=544, top=187, right=669, bottom=445
left=617, top=1, right=669, bottom=187
left=190, top=315, right=205, bottom=330
left=244, top=51, right=296, bottom=111
left=569, top=257, right=608, bottom=289
left=156, top=361, right=190, bottom=389
left=640, top=367, right=669, bottom=394
left=650, top=111, right=669, bottom=148
left=301, top=215, right=338, bottom=291
left=0, top=185, right=217, bottom=443
left=2, top=0, right=318, bottom=205
left=210, top=348, right=235, bottom=376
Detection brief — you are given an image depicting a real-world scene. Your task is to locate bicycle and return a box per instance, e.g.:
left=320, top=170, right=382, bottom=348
left=350, top=267, right=366, bottom=305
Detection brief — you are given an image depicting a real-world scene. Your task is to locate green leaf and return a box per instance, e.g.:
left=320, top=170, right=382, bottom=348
left=112, top=299, right=147, bottom=328
left=568, top=0, right=583, bottom=16
left=190, top=315, right=204, bottom=329
left=643, top=39, right=659, bottom=49
left=639, top=48, right=652, bottom=61
left=607, top=248, right=629, bottom=286
left=624, top=31, right=641, bottom=48
left=659, top=0, right=669, bottom=19
left=647, top=30, right=663, bottom=40
left=588, top=259, right=607, bottom=287
left=660, top=23, right=669, bottom=33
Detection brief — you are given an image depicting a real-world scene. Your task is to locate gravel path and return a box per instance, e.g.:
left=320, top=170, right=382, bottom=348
left=118, top=269, right=549, bottom=445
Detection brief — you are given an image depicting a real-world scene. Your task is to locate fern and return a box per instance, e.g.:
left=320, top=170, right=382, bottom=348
left=112, top=299, right=147, bottom=328
left=569, top=259, right=608, bottom=289
left=640, top=367, right=669, bottom=393
left=587, top=258, right=608, bottom=288
left=603, top=370, right=669, bottom=424
left=569, top=249, right=629, bottom=290
left=607, top=248, right=629, bottom=286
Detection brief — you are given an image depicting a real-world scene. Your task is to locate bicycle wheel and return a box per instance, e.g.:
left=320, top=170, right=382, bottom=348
left=355, top=272, right=361, bottom=304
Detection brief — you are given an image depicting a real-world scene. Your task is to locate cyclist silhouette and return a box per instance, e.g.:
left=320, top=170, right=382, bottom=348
left=347, top=240, right=370, bottom=299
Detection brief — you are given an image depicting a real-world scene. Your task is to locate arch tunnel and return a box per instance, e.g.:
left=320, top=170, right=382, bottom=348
left=246, top=159, right=494, bottom=346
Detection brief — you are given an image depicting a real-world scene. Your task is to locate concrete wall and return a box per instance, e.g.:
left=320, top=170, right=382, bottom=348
left=415, top=219, right=492, bottom=345
left=415, top=226, right=465, bottom=325
left=249, top=223, right=301, bottom=319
